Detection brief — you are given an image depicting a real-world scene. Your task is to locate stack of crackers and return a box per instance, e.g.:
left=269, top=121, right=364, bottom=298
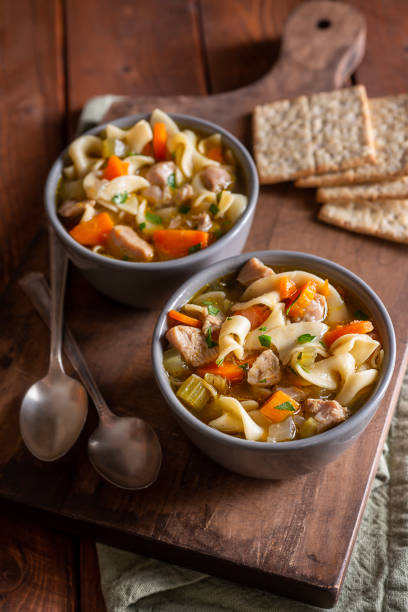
left=253, top=85, right=408, bottom=245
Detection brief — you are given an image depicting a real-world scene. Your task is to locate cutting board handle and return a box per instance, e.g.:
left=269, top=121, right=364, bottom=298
left=274, top=1, right=366, bottom=90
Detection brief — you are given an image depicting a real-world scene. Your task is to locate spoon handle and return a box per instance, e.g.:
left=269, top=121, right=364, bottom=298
left=49, top=229, right=68, bottom=374
left=20, top=270, right=113, bottom=423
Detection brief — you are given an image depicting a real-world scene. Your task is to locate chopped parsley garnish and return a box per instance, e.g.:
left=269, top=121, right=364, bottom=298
left=216, top=191, right=223, bottom=203
left=171, top=151, right=176, bottom=160
left=212, top=228, right=222, bottom=238
left=354, top=310, right=369, bottom=320
left=122, top=255, right=129, bottom=261
left=258, top=334, right=272, bottom=348
left=288, top=365, right=298, bottom=377
left=139, top=222, right=146, bottom=231
left=297, top=333, right=316, bottom=344
left=202, top=301, right=219, bottom=315
left=209, top=203, right=219, bottom=216
left=227, top=316, right=232, bottom=320
left=188, top=243, right=202, bottom=254
left=319, top=340, right=326, bottom=348
left=259, top=326, right=267, bottom=331
left=286, top=297, right=299, bottom=316
left=297, top=352, right=303, bottom=361
left=300, top=364, right=310, bottom=373
left=179, top=204, right=190, bottom=214
left=205, top=327, right=217, bottom=348
left=127, top=151, right=142, bottom=156
left=259, top=378, right=267, bottom=383
left=238, top=362, right=249, bottom=371
left=216, top=357, right=224, bottom=366
left=274, top=401, right=295, bottom=412
left=146, top=211, right=162, bottom=225
left=111, top=191, right=128, bottom=205
left=167, top=173, right=176, bottom=188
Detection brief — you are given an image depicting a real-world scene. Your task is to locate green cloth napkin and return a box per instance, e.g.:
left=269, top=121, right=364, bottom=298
left=96, top=369, right=408, bottom=611
left=79, top=98, right=408, bottom=611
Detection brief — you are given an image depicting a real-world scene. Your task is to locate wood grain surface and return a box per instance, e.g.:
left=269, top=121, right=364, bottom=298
left=0, top=1, right=407, bottom=610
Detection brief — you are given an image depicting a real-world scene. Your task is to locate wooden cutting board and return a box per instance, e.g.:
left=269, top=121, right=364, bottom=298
left=0, top=2, right=407, bottom=608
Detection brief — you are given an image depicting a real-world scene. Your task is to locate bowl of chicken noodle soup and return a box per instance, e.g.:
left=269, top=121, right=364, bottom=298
left=152, top=251, right=395, bottom=478
left=45, top=110, right=258, bottom=307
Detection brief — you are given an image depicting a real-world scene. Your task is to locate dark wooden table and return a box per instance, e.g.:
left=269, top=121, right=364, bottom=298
left=1, top=1, right=407, bottom=609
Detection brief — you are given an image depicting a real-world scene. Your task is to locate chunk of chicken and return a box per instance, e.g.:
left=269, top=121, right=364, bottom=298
left=201, top=166, right=232, bottom=192
left=166, top=325, right=218, bottom=367
left=106, top=225, right=154, bottom=262
left=275, top=386, right=307, bottom=403
left=188, top=212, right=212, bottom=232
left=168, top=215, right=183, bottom=229
left=247, top=350, right=281, bottom=386
left=146, top=161, right=176, bottom=188
left=59, top=199, right=95, bottom=218
left=303, top=398, right=348, bottom=433
left=237, top=257, right=274, bottom=287
left=183, top=304, right=225, bottom=337
left=294, top=294, right=327, bottom=322
left=143, top=185, right=173, bottom=206
left=174, top=184, right=194, bottom=204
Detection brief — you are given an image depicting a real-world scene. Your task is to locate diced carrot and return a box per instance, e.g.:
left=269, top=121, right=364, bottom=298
left=153, top=122, right=167, bottom=160
left=142, top=141, right=153, bottom=156
left=324, top=320, right=374, bottom=347
left=206, top=146, right=223, bottom=163
left=260, top=390, right=299, bottom=424
left=279, top=276, right=297, bottom=300
left=102, top=155, right=129, bottom=180
left=197, top=362, right=244, bottom=383
left=153, top=229, right=209, bottom=259
left=320, top=278, right=330, bottom=297
left=233, top=305, right=270, bottom=330
left=287, top=280, right=317, bottom=319
left=168, top=310, right=202, bottom=328
left=69, top=212, right=114, bottom=246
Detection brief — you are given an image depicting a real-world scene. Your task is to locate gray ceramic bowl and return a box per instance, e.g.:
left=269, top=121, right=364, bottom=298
left=152, top=250, right=396, bottom=479
left=45, top=113, right=258, bottom=308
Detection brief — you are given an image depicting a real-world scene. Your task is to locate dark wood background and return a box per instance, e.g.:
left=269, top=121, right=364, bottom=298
left=1, top=1, right=407, bottom=609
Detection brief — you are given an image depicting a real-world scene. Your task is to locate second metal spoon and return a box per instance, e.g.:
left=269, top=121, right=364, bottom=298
left=20, top=271, right=162, bottom=489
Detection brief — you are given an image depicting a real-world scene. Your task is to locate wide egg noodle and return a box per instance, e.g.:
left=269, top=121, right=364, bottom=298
left=335, top=369, right=379, bottom=405
left=68, top=134, right=103, bottom=178
left=294, top=353, right=355, bottom=390
left=124, top=155, right=155, bottom=174
left=225, top=194, right=248, bottom=224
left=217, top=315, right=251, bottom=362
left=190, top=174, right=217, bottom=210
left=125, top=120, right=153, bottom=153
left=167, top=132, right=218, bottom=179
left=198, top=133, right=222, bottom=155
left=330, top=333, right=380, bottom=367
left=208, top=396, right=264, bottom=441
left=231, top=290, right=280, bottom=312
left=242, top=271, right=349, bottom=324
left=150, top=109, right=180, bottom=137
left=96, top=175, right=149, bottom=203
left=257, top=321, right=328, bottom=364
left=215, top=191, right=234, bottom=218
left=244, top=303, right=286, bottom=350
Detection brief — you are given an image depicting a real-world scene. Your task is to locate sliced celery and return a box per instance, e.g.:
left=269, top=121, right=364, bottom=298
left=204, top=373, right=228, bottom=394
left=177, top=374, right=211, bottom=410
left=59, top=179, right=86, bottom=201
left=102, top=137, right=127, bottom=158
left=299, top=416, right=319, bottom=438
left=163, top=348, right=190, bottom=378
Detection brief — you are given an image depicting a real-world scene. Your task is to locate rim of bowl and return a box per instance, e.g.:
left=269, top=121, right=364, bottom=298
left=45, top=112, right=259, bottom=270
left=152, top=250, right=396, bottom=453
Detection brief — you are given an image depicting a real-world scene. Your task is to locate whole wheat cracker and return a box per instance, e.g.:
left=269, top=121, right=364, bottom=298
left=253, top=86, right=376, bottom=184
left=316, top=177, right=408, bottom=202
left=318, top=199, right=408, bottom=244
left=297, top=94, right=408, bottom=188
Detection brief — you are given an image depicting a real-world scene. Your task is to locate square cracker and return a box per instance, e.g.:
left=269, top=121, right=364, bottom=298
left=316, top=177, right=408, bottom=202
left=297, top=94, right=408, bottom=187
left=318, top=199, right=408, bottom=244
left=253, top=85, right=375, bottom=184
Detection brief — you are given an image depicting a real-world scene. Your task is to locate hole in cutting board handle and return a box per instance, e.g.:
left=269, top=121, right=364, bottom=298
left=316, top=19, right=331, bottom=29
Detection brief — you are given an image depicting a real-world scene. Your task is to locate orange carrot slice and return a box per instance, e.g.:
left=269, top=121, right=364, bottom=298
left=233, top=305, right=270, bottom=330
left=287, top=280, right=317, bottom=319
left=168, top=310, right=202, bottom=328
left=206, top=146, right=223, bottom=163
left=69, top=212, right=114, bottom=246
left=324, top=320, right=374, bottom=347
left=153, top=122, right=167, bottom=160
left=102, top=155, right=129, bottom=180
left=153, top=229, right=209, bottom=259
left=319, top=279, right=330, bottom=297
left=197, top=362, right=244, bottom=383
left=279, top=276, right=297, bottom=300
left=260, top=390, right=299, bottom=423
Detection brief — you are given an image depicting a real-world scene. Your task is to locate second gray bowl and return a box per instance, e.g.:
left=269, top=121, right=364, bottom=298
left=45, top=113, right=259, bottom=308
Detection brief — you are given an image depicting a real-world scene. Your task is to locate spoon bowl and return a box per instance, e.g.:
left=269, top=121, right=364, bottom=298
left=88, top=415, right=162, bottom=489
left=20, top=371, right=88, bottom=461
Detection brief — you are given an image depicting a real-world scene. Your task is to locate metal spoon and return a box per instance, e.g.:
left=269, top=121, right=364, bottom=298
left=19, top=271, right=162, bottom=489
left=19, top=230, right=88, bottom=461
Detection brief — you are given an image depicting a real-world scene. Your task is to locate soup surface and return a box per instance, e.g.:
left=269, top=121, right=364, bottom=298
left=57, top=110, right=247, bottom=262
left=163, top=257, right=383, bottom=442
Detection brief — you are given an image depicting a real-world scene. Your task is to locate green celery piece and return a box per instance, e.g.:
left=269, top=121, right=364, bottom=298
left=176, top=374, right=211, bottom=410
left=299, top=417, right=319, bottom=438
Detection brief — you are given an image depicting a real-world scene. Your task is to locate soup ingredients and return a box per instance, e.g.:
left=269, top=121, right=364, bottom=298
left=163, top=259, right=383, bottom=442
left=69, top=212, right=114, bottom=246
left=58, top=110, right=247, bottom=262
